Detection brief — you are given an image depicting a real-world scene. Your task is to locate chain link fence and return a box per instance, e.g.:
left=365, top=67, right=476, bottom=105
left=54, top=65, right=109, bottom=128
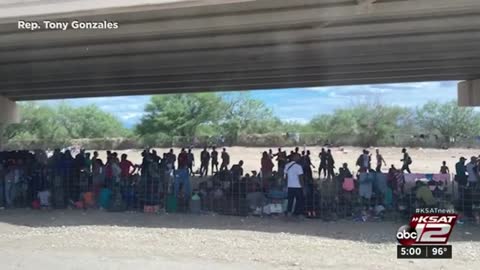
left=2, top=161, right=479, bottom=224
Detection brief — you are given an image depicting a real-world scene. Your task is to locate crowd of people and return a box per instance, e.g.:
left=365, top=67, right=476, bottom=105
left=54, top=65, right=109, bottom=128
left=0, top=146, right=479, bottom=223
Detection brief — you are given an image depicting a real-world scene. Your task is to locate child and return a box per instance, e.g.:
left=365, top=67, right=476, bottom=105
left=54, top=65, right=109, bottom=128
left=83, top=191, right=95, bottom=209
left=440, top=161, right=450, bottom=174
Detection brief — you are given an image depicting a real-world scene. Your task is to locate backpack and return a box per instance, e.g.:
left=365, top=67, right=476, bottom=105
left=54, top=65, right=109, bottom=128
left=406, top=155, right=412, bottom=165
left=356, top=155, right=363, bottom=167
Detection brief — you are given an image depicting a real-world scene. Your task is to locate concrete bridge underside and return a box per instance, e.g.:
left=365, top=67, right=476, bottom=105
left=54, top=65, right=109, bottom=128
left=0, top=0, right=480, bottom=107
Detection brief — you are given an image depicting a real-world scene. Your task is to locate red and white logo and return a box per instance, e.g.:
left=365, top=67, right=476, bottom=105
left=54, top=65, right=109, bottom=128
left=396, top=214, right=457, bottom=246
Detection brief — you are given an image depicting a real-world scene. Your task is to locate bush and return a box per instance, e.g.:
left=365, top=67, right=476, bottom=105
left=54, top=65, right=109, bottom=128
left=140, top=133, right=173, bottom=148
left=237, top=133, right=290, bottom=147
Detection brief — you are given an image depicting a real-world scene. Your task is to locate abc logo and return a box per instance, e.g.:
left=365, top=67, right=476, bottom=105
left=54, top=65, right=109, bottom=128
left=396, top=225, right=417, bottom=246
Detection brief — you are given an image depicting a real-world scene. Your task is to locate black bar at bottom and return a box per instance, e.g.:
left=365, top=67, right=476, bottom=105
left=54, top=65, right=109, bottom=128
left=397, top=245, right=452, bottom=259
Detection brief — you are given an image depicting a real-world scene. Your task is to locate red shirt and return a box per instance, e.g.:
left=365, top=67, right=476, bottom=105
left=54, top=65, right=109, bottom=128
left=105, top=164, right=113, bottom=179
left=178, top=152, right=188, bottom=168
left=261, top=157, right=274, bottom=173
left=120, top=160, right=134, bottom=177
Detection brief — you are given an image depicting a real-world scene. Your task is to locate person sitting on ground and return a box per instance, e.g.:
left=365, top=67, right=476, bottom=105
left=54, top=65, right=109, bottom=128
left=440, top=161, right=450, bottom=174
left=99, top=184, right=112, bottom=210
left=37, top=188, right=51, bottom=210
left=414, top=180, right=436, bottom=207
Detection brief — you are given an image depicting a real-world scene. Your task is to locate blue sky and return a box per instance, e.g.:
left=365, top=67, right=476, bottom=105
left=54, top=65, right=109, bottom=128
left=40, top=81, right=458, bottom=128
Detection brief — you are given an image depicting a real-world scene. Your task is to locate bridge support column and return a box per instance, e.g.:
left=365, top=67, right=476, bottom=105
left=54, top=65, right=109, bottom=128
left=0, top=96, right=20, bottom=150
left=0, top=96, right=19, bottom=124
left=458, top=80, right=480, bottom=106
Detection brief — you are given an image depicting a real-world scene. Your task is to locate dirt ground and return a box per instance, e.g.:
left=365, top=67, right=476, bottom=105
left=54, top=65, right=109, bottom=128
left=0, top=210, right=478, bottom=270
left=92, top=146, right=479, bottom=174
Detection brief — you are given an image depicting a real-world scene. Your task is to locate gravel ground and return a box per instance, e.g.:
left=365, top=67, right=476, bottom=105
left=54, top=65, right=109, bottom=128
left=0, top=210, right=479, bottom=270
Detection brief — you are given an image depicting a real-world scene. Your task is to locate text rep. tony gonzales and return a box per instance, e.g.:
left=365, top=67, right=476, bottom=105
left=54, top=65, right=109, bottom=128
left=18, top=20, right=119, bottom=31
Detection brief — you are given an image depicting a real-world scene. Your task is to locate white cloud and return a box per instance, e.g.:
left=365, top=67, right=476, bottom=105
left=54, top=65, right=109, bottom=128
left=282, top=117, right=309, bottom=124
left=120, top=112, right=145, bottom=120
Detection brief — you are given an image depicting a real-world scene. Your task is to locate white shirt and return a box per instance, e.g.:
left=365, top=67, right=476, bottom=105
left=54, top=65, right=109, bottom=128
left=37, top=190, right=51, bottom=206
left=284, top=161, right=304, bottom=188
left=362, top=154, right=369, bottom=168
left=466, top=162, right=478, bottom=182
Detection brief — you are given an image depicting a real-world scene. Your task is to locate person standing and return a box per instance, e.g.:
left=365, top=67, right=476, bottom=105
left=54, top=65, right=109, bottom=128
left=284, top=153, right=305, bottom=217
left=230, top=160, right=244, bottom=182
left=356, top=149, right=371, bottom=173
left=375, top=149, right=387, bottom=172
left=200, top=147, right=210, bottom=176
left=466, top=156, right=478, bottom=188
left=120, top=154, right=135, bottom=180
left=318, top=148, right=328, bottom=179
left=167, top=149, right=176, bottom=171
left=304, top=150, right=315, bottom=182
left=400, top=148, right=412, bottom=173
left=187, top=148, right=195, bottom=175
left=274, top=148, right=287, bottom=174
left=119, top=154, right=135, bottom=210
left=261, top=151, right=274, bottom=179
left=211, top=147, right=219, bottom=174
left=326, top=149, right=335, bottom=179
left=220, top=148, right=230, bottom=171
left=440, top=161, right=450, bottom=174
left=175, top=149, right=191, bottom=198
left=455, top=157, right=467, bottom=212
left=177, top=149, right=188, bottom=171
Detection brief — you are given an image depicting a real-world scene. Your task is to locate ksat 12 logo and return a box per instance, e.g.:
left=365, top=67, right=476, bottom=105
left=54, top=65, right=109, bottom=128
left=397, top=214, right=458, bottom=246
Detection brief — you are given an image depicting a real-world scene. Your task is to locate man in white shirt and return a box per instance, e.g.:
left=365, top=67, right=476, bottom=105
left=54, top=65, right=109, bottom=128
left=466, top=156, right=478, bottom=188
left=284, top=153, right=305, bottom=217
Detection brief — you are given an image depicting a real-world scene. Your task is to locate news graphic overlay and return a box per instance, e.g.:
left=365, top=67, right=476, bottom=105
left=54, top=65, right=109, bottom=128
left=396, top=212, right=457, bottom=259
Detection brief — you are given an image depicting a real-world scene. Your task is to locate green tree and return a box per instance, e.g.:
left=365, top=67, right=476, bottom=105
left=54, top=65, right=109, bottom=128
left=308, top=102, right=407, bottom=146
left=136, top=93, right=224, bottom=137
left=219, top=93, right=280, bottom=142
left=57, top=104, right=128, bottom=138
left=416, top=101, right=480, bottom=143
left=4, top=102, right=68, bottom=142
left=1, top=102, right=127, bottom=147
